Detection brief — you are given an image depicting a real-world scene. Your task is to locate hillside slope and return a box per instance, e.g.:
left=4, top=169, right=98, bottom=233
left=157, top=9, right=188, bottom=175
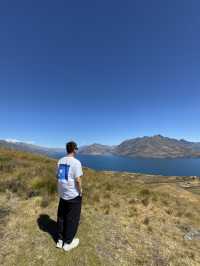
left=1, top=148, right=200, bottom=265
left=0, top=140, right=65, bottom=158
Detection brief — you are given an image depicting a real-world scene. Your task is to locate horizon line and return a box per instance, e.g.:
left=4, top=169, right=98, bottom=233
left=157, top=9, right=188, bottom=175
left=1, top=134, right=200, bottom=149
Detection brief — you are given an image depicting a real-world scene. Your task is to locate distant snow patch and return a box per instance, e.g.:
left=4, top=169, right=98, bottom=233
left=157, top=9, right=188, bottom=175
left=5, top=139, right=35, bottom=145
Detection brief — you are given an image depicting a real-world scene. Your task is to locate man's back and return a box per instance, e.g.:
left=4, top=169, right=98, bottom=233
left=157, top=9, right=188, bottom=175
left=57, top=156, right=83, bottom=200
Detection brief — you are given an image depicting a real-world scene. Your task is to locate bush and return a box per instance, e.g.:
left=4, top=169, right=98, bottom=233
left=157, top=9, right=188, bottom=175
left=102, top=203, right=110, bottom=214
left=151, top=193, right=158, bottom=202
left=165, top=208, right=173, bottom=215
left=26, top=190, right=40, bottom=199
left=142, top=197, right=149, bottom=207
left=105, top=183, right=112, bottom=191
left=0, top=155, right=12, bottom=162
left=143, top=217, right=150, bottom=225
left=128, top=207, right=137, bottom=217
left=0, top=207, right=10, bottom=221
left=92, top=193, right=100, bottom=202
left=139, top=189, right=151, bottom=197
left=113, top=201, right=120, bottom=208
left=0, top=178, right=26, bottom=196
left=0, top=161, right=15, bottom=172
left=31, top=176, right=57, bottom=195
left=128, top=198, right=136, bottom=204
left=104, top=192, right=111, bottom=199
left=40, top=193, right=51, bottom=208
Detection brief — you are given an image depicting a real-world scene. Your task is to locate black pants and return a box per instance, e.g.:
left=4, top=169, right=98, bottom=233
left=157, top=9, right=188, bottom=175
left=57, top=195, right=82, bottom=244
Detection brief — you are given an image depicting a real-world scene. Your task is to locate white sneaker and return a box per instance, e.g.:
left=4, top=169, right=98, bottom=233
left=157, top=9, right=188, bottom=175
left=56, top=239, right=63, bottom=249
left=63, top=238, right=79, bottom=251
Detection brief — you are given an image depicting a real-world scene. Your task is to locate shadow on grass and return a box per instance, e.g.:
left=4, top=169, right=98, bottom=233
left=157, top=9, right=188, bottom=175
left=37, top=214, right=57, bottom=243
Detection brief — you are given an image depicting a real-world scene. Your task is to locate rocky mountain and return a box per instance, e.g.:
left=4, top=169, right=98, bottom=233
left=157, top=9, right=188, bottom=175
left=78, top=135, right=200, bottom=158
left=114, top=135, right=200, bottom=158
left=78, top=143, right=116, bottom=155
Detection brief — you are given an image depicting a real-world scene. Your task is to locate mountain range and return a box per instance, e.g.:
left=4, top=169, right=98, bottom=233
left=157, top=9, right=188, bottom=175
left=1, top=135, right=200, bottom=158
left=78, top=135, right=200, bottom=158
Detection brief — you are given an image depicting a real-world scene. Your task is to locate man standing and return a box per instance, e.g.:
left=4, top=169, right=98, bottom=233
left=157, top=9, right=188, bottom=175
left=56, top=141, right=83, bottom=251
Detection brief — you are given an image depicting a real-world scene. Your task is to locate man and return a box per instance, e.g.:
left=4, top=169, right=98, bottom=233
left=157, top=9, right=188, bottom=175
left=56, top=141, right=83, bottom=251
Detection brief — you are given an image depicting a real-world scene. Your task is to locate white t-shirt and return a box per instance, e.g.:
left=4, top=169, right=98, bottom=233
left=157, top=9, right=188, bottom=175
left=57, top=156, right=83, bottom=200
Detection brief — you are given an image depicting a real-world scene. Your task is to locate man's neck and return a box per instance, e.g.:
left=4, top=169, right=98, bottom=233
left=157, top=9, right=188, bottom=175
left=67, top=153, right=74, bottom=157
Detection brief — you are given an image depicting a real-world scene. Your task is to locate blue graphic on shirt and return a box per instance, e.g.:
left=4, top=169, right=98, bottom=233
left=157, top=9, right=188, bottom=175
left=57, top=164, right=70, bottom=181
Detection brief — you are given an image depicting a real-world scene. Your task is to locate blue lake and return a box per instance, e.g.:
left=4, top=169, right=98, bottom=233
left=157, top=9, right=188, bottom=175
left=52, top=153, right=200, bottom=176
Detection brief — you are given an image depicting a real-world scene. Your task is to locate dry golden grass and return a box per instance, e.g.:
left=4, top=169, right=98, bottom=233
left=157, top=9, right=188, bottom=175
left=1, top=147, right=200, bottom=265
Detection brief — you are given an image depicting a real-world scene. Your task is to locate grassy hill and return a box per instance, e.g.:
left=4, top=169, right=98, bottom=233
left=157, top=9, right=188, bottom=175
left=1, top=147, right=200, bottom=265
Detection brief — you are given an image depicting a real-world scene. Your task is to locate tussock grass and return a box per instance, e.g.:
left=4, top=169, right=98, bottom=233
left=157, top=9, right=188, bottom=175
left=0, top=148, right=56, bottom=200
left=1, top=147, right=200, bottom=265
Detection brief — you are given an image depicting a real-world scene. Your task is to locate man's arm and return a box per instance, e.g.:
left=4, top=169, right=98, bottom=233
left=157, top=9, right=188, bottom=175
left=75, top=176, right=83, bottom=196
left=74, top=161, right=83, bottom=196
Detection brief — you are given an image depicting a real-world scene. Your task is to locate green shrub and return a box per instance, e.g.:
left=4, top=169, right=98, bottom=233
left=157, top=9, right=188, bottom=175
left=139, top=188, right=151, bottom=197
left=31, top=176, right=56, bottom=194
left=0, top=155, right=12, bottom=162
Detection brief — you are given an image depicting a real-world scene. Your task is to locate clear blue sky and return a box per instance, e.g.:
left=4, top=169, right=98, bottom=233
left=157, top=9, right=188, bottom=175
left=0, top=0, right=200, bottom=147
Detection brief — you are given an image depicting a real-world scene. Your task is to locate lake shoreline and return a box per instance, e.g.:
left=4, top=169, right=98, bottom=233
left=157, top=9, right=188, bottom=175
left=51, top=153, right=200, bottom=177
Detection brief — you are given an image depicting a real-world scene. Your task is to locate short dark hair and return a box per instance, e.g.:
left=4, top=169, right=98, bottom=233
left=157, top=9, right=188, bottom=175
left=66, top=141, right=78, bottom=154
